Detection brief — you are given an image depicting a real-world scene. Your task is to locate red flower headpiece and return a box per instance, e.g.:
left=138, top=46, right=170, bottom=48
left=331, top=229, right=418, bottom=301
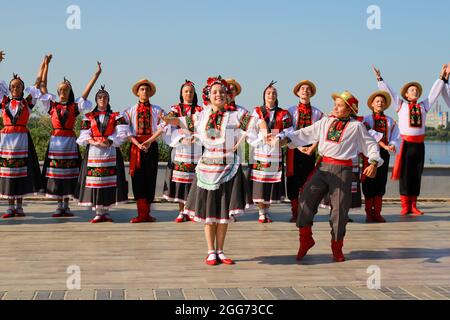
left=202, top=76, right=229, bottom=105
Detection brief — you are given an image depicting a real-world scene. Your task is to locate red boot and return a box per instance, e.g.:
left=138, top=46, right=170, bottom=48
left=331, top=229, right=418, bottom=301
left=365, top=197, right=375, bottom=223
left=130, top=199, right=157, bottom=223
left=410, top=196, right=424, bottom=216
left=373, top=196, right=386, bottom=223
left=289, top=199, right=299, bottom=223
left=2, top=209, right=17, bottom=219
left=331, top=240, right=345, bottom=262
left=400, top=195, right=410, bottom=216
left=296, top=226, right=315, bottom=261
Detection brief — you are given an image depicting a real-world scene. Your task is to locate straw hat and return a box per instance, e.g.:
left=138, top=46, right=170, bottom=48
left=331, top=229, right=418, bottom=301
left=293, top=80, right=317, bottom=97
left=367, top=90, right=392, bottom=111
left=132, top=79, right=156, bottom=97
left=225, top=78, right=242, bottom=96
left=332, top=91, right=359, bottom=115
left=400, top=82, right=422, bottom=101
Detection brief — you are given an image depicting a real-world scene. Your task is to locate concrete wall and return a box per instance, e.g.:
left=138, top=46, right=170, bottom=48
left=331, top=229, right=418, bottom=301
left=124, top=163, right=450, bottom=200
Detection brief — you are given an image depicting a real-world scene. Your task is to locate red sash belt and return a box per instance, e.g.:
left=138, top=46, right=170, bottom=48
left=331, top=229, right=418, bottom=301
left=129, top=135, right=151, bottom=177
left=51, top=129, right=76, bottom=137
left=1, top=125, right=28, bottom=134
left=321, top=156, right=353, bottom=167
left=391, top=134, right=425, bottom=181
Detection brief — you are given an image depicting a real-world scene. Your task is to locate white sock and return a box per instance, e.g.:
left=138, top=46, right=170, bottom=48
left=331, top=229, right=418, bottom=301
left=207, top=251, right=217, bottom=261
left=259, top=208, right=266, bottom=217
left=217, top=251, right=227, bottom=260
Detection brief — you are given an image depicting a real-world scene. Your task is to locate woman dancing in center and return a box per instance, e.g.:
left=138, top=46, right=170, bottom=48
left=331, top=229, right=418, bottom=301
left=165, top=76, right=260, bottom=266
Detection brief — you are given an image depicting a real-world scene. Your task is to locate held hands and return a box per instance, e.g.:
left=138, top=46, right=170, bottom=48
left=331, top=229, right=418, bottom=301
left=89, top=139, right=112, bottom=148
left=385, top=145, right=396, bottom=153
left=264, top=133, right=280, bottom=147
left=181, top=137, right=195, bottom=145
left=299, top=145, right=315, bottom=156
left=363, top=164, right=377, bottom=179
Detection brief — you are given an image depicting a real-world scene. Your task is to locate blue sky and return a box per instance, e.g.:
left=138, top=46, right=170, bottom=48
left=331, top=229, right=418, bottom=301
left=1, top=0, right=450, bottom=117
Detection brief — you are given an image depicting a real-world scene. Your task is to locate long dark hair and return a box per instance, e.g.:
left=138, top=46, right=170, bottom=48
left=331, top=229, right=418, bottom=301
left=263, top=81, right=279, bottom=108
left=179, top=80, right=198, bottom=107
left=94, top=85, right=112, bottom=112
left=9, top=73, right=25, bottom=99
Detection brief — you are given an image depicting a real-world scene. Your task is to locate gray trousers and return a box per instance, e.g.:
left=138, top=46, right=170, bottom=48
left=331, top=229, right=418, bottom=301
left=296, top=163, right=353, bottom=241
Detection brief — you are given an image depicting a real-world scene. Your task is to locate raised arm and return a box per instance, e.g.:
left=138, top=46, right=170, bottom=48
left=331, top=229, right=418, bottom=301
left=0, top=50, right=5, bottom=65
left=372, top=65, right=402, bottom=110
left=81, top=61, right=102, bottom=100
left=39, top=54, right=52, bottom=94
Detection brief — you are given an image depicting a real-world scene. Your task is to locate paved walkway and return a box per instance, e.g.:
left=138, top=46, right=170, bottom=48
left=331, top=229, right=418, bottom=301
left=1, top=201, right=450, bottom=300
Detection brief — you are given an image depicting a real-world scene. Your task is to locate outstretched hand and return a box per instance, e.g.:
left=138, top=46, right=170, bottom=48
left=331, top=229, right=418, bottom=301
left=372, top=65, right=382, bottom=80
left=0, top=51, right=5, bottom=63
left=96, top=61, right=102, bottom=75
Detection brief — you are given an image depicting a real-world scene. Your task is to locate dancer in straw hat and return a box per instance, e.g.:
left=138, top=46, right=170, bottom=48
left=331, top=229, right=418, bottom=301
left=123, top=78, right=166, bottom=223
left=277, top=90, right=383, bottom=262
left=286, top=80, right=323, bottom=223
left=361, top=90, right=400, bottom=223
left=373, top=65, right=446, bottom=216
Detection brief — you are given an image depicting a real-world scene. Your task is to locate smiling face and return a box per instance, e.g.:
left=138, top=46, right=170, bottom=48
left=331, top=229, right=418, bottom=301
left=10, top=79, right=24, bottom=98
left=405, top=85, right=420, bottom=101
left=264, top=87, right=277, bottom=107
left=297, top=84, right=312, bottom=102
left=333, top=98, right=352, bottom=118
left=96, top=92, right=110, bottom=111
left=371, top=95, right=387, bottom=114
left=209, top=84, right=227, bottom=108
left=181, top=85, right=195, bottom=104
left=138, top=84, right=151, bottom=102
